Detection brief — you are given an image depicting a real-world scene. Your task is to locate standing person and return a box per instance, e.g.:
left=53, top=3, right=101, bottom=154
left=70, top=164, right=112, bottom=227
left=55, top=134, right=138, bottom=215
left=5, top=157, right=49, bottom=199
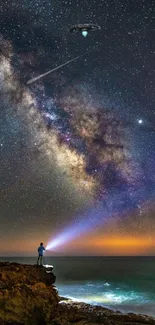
left=37, top=242, right=45, bottom=266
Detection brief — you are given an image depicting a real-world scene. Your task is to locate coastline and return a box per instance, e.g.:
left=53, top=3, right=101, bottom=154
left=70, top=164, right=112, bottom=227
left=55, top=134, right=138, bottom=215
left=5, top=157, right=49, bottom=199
left=0, top=262, right=155, bottom=325
left=57, top=299, right=155, bottom=325
left=58, top=293, right=155, bottom=319
left=59, top=296, right=155, bottom=322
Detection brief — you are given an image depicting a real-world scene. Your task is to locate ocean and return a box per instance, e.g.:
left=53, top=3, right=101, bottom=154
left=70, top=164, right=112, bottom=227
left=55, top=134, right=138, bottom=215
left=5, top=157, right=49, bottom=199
left=1, top=256, right=155, bottom=317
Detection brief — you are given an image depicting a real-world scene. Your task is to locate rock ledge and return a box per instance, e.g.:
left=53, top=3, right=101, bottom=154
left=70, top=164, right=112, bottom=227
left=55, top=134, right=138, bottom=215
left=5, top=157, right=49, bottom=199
left=0, top=262, right=155, bottom=325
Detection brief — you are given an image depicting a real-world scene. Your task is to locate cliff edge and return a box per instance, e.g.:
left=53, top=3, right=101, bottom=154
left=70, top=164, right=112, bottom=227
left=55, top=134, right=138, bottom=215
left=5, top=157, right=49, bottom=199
left=0, top=262, right=155, bottom=325
left=0, top=262, right=59, bottom=325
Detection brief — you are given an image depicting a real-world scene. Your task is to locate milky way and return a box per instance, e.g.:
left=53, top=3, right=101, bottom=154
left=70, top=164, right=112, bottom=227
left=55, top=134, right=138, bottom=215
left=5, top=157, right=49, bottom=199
left=0, top=35, right=143, bottom=201
left=1, top=0, right=155, bottom=254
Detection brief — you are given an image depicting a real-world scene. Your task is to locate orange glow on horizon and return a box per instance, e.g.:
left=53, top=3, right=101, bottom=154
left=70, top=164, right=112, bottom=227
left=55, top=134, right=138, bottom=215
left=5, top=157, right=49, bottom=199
left=93, top=236, right=153, bottom=247
left=1, top=234, right=155, bottom=256
left=91, top=236, right=154, bottom=254
left=66, top=235, right=155, bottom=255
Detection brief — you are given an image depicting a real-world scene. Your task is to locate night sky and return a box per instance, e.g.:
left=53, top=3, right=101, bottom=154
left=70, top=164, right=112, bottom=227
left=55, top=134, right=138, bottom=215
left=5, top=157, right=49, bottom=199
left=1, top=0, right=155, bottom=256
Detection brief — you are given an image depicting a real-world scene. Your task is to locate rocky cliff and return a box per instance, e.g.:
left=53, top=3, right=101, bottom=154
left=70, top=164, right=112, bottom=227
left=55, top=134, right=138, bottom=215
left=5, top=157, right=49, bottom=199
left=0, top=262, right=59, bottom=325
left=0, top=262, right=154, bottom=325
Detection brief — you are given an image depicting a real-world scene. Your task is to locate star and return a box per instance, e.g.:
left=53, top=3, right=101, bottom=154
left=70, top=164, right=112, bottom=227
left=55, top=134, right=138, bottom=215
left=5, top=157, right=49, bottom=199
left=138, top=119, right=143, bottom=124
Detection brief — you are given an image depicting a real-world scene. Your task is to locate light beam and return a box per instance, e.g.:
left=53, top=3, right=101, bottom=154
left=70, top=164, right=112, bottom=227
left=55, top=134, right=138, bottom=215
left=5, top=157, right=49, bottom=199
left=46, top=185, right=147, bottom=251
left=46, top=203, right=108, bottom=250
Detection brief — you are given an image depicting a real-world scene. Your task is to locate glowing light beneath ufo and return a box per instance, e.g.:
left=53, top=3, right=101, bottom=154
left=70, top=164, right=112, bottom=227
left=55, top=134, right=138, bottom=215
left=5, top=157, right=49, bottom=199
left=82, top=30, right=88, bottom=37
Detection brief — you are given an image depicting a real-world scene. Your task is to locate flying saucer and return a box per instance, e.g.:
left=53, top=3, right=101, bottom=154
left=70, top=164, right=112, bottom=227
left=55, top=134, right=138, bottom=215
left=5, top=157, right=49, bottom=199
left=69, top=24, right=101, bottom=37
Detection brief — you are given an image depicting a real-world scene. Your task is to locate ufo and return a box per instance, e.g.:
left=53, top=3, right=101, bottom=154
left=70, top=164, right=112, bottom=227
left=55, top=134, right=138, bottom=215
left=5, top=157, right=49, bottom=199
left=69, top=23, right=101, bottom=37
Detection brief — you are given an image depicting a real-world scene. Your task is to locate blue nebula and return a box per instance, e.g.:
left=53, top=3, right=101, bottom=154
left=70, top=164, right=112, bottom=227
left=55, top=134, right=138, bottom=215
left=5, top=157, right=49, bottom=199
left=82, top=30, right=88, bottom=37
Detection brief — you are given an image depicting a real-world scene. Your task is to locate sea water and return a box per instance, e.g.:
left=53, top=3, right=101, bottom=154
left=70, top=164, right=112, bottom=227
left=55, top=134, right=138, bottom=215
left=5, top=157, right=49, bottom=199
left=1, top=256, right=155, bottom=317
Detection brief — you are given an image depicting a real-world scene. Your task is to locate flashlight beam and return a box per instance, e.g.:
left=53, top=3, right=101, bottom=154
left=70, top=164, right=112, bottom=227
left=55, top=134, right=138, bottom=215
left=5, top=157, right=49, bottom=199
left=27, top=52, right=87, bottom=85
left=46, top=183, right=151, bottom=251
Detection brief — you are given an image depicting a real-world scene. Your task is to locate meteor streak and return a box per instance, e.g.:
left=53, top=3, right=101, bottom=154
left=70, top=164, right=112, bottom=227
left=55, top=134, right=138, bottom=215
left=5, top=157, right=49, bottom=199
left=27, top=53, right=87, bottom=85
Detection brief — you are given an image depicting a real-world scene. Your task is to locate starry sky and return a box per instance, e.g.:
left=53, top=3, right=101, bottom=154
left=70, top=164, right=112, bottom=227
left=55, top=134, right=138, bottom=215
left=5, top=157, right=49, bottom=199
left=0, top=0, right=155, bottom=256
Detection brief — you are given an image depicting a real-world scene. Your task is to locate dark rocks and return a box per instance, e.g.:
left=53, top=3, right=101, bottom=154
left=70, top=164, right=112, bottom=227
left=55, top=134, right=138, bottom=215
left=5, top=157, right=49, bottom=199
left=51, top=301, right=155, bottom=325
left=0, top=262, right=155, bottom=325
left=0, top=262, right=59, bottom=325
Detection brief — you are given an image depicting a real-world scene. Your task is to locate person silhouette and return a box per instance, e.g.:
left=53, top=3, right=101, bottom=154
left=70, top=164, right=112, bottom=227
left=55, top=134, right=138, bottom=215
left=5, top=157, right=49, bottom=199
left=37, top=242, right=45, bottom=266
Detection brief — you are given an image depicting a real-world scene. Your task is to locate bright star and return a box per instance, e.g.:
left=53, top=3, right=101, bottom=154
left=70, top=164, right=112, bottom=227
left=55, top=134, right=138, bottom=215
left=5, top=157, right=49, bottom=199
left=138, top=119, right=143, bottom=124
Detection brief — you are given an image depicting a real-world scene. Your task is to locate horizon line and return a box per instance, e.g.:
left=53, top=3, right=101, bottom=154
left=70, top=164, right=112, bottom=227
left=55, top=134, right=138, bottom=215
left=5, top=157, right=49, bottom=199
left=0, top=255, right=155, bottom=258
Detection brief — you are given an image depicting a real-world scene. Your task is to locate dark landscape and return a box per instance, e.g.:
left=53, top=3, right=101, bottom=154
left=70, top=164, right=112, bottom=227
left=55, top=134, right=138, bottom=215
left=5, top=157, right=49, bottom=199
left=0, top=262, right=155, bottom=325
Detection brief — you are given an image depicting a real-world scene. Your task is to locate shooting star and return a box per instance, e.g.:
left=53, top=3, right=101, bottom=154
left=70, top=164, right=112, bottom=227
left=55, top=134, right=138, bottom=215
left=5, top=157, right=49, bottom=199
left=27, top=52, right=87, bottom=85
